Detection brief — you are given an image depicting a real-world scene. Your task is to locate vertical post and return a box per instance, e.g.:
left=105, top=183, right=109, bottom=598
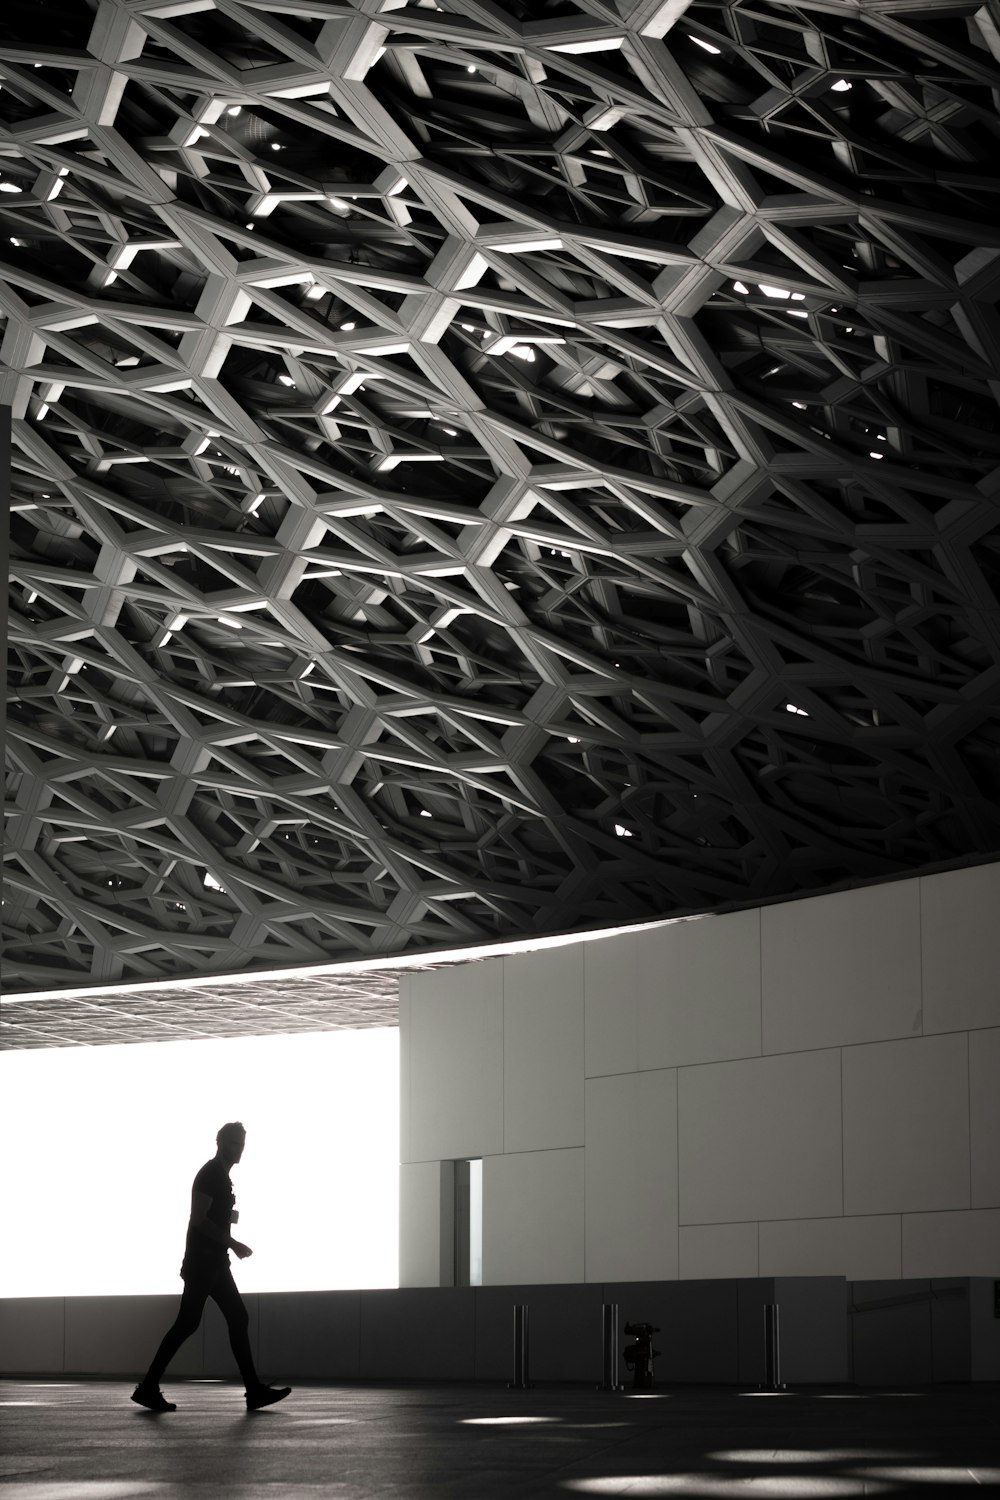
left=762, top=1303, right=784, bottom=1390
left=599, top=1302, right=622, bottom=1390
left=509, top=1304, right=530, bottom=1390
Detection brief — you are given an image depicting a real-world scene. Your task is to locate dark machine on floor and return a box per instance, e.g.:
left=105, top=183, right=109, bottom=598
left=623, top=1321, right=660, bottom=1390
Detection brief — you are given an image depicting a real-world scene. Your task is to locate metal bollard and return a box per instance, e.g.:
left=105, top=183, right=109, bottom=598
left=509, top=1303, right=531, bottom=1390
left=598, top=1302, right=623, bottom=1390
left=761, top=1302, right=785, bottom=1391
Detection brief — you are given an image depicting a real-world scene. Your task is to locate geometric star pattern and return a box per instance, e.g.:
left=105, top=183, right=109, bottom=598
left=3, top=0, right=1000, bottom=993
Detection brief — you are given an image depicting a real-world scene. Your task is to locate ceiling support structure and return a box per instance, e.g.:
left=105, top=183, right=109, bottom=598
left=2, top=0, right=999, bottom=1003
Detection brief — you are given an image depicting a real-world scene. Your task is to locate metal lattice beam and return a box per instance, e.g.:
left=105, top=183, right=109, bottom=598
left=3, top=0, right=1000, bottom=993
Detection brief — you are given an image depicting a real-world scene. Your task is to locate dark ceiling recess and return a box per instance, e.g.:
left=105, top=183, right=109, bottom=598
left=3, top=0, right=1000, bottom=997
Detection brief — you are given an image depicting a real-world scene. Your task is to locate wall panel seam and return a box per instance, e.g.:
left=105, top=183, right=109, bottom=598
left=682, top=1217, right=774, bottom=1227
left=501, top=957, right=506, bottom=1156
left=608, top=1039, right=941, bottom=1073
left=582, top=958, right=588, bottom=1284
left=840, top=1030, right=969, bottom=1049
left=839, top=1046, right=845, bottom=1219
left=675, top=1062, right=680, bottom=1279
left=476, top=1144, right=584, bottom=1157
left=918, top=876, right=924, bottom=1037
left=683, top=1210, right=907, bottom=1226
left=758, top=905, right=763, bottom=1059
left=967, top=1029, right=973, bottom=1209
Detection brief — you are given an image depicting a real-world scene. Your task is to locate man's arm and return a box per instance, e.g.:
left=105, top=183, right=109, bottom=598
left=189, top=1190, right=253, bottom=1258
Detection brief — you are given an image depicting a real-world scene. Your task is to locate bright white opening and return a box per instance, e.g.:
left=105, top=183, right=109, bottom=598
left=278, top=374, right=295, bottom=387
left=831, top=79, right=852, bottom=91
left=494, top=237, right=564, bottom=253
left=785, top=703, right=809, bottom=717
left=0, top=1029, right=399, bottom=1296
left=546, top=36, right=625, bottom=55
left=468, top=1157, right=482, bottom=1286
left=614, top=823, right=633, bottom=837
left=689, top=35, right=721, bottom=53
left=203, top=870, right=225, bottom=891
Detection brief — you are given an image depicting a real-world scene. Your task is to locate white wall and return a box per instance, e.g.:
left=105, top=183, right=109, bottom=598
left=399, top=864, right=1000, bottom=1285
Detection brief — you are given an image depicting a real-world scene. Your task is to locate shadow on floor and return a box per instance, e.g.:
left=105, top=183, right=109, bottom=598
left=1, top=1378, right=998, bottom=1496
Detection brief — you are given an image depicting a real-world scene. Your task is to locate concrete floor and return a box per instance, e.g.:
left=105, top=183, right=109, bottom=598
left=1, top=1379, right=998, bottom=1497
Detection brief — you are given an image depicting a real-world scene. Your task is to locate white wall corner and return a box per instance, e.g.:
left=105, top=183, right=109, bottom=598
left=399, top=1160, right=454, bottom=1287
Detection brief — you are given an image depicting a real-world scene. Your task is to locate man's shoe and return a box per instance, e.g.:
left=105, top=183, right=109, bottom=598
left=246, top=1384, right=291, bottom=1411
left=131, top=1383, right=176, bottom=1412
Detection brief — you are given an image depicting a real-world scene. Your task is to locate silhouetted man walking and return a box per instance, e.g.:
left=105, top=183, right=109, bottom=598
left=132, top=1122, right=291, bottom=1412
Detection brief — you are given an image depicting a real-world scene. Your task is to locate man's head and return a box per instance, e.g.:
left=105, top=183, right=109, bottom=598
left=216, top=1121, right=246, bottom=1166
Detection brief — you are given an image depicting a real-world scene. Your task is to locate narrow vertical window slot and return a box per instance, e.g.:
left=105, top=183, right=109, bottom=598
left=468, top=1158, right=482, bottom=1287
left=454, top=1159, right=483, bottom=1286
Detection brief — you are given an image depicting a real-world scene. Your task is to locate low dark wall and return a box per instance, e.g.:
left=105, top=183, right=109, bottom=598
left=2, top=1278, right=997, bottom=1385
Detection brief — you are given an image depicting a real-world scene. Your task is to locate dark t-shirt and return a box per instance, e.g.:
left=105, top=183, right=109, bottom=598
left=181, top=1158, right=234, bottom=1280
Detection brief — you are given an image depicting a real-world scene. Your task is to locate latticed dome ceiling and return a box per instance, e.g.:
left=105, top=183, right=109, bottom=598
left=3, top=0, right=1000, bottom=993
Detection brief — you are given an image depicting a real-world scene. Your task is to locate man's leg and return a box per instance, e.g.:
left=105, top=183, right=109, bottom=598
left=210, top=1267, right=291, bottom=1409
left=208, top=1265, right=259, bottom=1390
left=133, top=1279, right=210, bottom=1408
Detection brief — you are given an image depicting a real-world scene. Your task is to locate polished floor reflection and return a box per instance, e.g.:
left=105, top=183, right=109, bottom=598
left=1, top=1379, right=998, bottom=1497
